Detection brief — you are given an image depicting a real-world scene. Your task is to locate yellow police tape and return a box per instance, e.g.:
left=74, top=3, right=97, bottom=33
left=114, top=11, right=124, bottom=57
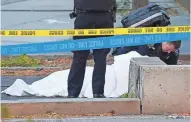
left=1, top=26, right=190, bottom=36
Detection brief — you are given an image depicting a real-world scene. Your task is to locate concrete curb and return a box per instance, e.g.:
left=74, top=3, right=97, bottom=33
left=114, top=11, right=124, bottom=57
left=128, top=57, right=190, bottom=115
left=128, top=57, right=166, bottom=99
left=1, top=98, right=141, bottom=116
left=140, top=65, right=190, bottom=114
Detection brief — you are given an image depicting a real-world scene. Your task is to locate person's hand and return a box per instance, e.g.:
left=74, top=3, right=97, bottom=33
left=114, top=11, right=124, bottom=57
left=87, top=53, right=93, bottom=60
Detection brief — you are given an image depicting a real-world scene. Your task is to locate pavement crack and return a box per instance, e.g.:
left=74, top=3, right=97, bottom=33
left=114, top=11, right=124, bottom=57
left=1, top=0, right=34, bottom=6
left=2, top=13, right=69, bottom=29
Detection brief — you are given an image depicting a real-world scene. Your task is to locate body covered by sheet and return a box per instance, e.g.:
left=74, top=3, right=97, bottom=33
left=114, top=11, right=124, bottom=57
left=1, top=51, right=147, bottom=98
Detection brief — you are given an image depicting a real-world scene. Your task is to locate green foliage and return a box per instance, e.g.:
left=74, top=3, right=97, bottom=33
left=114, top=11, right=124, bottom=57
left=27, top=117, right=35, bottom=122
left=117, top=9, right=130, bottom=16
left=117, top=0, right=131, bottom=8
left=129, top=92, right=136, bottom=98
left=120, top=92, right=136, bottom=98
left=120, top=93, right=129, bottom=98
left=1, top=54, right=41, bottom=67
left=116, top=0, right=131, bottom=16
left=1, top=105, right=10, bottom=118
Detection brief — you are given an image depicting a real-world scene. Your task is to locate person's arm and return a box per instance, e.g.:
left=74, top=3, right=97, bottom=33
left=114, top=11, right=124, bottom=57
left=164, top=56, right=178, bottom=65
left=137, top=45, right=149, bottom=56
left=164, top=50, right=179, bottom=65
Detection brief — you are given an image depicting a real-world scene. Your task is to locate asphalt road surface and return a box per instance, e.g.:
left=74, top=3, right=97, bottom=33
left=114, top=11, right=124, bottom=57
left=2, top=116, right=190, bottom=122
left=177, top=0, right=190, bottom=11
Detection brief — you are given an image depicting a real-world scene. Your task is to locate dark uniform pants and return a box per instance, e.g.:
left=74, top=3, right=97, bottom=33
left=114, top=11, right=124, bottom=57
left=68, top=12, right=114, bottom=97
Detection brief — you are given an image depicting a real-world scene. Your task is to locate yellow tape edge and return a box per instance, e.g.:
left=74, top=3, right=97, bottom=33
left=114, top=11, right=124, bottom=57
left=1, top=26, right=190, bottom=36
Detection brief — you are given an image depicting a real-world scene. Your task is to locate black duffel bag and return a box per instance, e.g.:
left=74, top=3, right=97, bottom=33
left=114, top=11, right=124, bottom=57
left=112, top=4, right=171, bottom=56
left=121, top=3, right=171, bottom=27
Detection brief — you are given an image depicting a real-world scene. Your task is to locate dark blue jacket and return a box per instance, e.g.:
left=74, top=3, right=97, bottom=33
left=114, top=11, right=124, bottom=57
left=112, top=44, right=179, bottom=65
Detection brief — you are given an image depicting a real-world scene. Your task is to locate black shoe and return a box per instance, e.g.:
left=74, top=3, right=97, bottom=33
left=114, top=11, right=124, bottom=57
left=93, top=94, right=106, bottom=98
left=67, top=96, right=77, bottom=98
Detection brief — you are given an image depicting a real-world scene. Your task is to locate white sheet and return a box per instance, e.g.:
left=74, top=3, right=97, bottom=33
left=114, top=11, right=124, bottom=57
left=1, top=51, right=147, bottom=98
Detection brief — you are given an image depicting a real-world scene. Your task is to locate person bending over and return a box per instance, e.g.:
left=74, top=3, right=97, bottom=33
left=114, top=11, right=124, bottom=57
left=112, top=40, right=181, bottom=65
